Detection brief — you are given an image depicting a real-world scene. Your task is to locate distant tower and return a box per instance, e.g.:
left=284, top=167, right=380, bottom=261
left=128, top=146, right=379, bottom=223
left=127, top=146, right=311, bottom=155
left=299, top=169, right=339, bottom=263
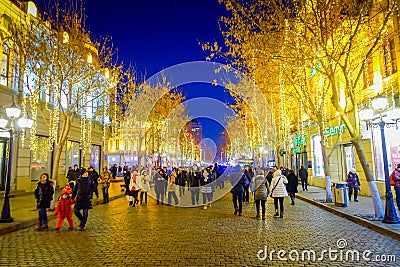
left=186, top=119, right=202, bottom=144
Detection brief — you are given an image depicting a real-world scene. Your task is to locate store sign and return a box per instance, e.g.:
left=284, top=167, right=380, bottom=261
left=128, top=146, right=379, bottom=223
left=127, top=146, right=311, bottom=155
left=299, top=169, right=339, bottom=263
left=324, top=124, right=346, bottom=137
left=294, top=134, right=307, bottom=147
left=292, top=147, right=301, bottom=153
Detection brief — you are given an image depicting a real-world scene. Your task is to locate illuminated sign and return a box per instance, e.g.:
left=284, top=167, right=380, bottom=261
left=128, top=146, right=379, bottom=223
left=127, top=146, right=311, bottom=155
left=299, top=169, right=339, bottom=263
left=294, top=134, right=307, bottom=147
left=292, top=147, right=301, bottom=153
left=324, top=124, right=346, bottom=137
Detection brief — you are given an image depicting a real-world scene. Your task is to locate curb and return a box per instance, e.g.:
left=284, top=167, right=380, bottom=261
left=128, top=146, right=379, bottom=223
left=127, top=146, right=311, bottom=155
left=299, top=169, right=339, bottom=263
left=0, top=193, right=125, bottom=236
left=297, top=194, right=400, bottom=242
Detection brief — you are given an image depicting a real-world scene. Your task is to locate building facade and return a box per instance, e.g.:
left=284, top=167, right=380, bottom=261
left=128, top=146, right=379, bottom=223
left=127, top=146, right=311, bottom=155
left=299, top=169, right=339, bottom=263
left=0, top=0, right=109, bottom=192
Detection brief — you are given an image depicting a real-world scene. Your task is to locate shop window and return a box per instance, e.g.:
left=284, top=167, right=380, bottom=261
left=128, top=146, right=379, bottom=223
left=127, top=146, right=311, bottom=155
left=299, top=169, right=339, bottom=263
left=90, top=145, right=101, bottom=171
left=311, top=135, right=325, bottom=177
left=66, top=141, right=81, bottom=169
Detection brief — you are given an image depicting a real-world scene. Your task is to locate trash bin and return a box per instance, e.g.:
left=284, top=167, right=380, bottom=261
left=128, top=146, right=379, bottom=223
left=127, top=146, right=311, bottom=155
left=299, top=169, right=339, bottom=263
left=333, top=182, right=348, bottom=207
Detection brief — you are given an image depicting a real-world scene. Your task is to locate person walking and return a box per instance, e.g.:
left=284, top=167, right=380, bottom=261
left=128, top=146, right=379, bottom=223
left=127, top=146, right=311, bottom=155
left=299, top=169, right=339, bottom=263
left=346, top=168, right=361, bottom=202
left=269, top=170, right=288, bottom=218
left=72, top=168, right=95, bottom=231
left=230, top=165, right=247, bottom=216
left=129, top=170, right=140, bottom=207
left=176, top=168, right=187, bottom=197
left=167, top=168, right=179, bottom=205
left=188, top=165, right=201, bottom=206
left=298, top=165, right=308, bottom=191
left=390, top=164, right=400, bottom=210
left=154, top=168, right=167, bottom=205
left=266, top=167, right=277, bottom=185
left=242, top=165, right=252, bottom=204
left=139, top=169, right=150, bottom=204
left=200, top=168, right=213, bottom=209
left=99, top=167, right=112, bottom=204
left=34, top=173, right=54, bottom=231
left=54, top=185, right=75, bottom=231
left=253, top=168, right=269, bottom=220
left=68, top=164, right=80, bottom=183
left=88, top=166, right=99, bottom=199
left=286, top=169, right=298, bottom=205
left=110, top=164, right=117, bottom=180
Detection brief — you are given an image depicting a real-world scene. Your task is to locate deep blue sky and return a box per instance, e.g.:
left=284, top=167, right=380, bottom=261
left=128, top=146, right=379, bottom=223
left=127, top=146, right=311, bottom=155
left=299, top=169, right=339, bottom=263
left=35, top=0, right=234, bottom=142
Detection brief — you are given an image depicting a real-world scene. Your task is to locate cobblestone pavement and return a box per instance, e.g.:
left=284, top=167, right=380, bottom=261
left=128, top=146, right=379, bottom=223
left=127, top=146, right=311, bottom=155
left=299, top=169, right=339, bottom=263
left=1, top=191, right=400, bottom=267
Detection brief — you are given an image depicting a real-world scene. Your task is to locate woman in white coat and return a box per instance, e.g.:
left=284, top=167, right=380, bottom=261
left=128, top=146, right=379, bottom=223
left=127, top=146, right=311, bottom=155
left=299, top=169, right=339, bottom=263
left=139, top=170, right=150, bottom=204
left=269, top=169, right=288, bottom=218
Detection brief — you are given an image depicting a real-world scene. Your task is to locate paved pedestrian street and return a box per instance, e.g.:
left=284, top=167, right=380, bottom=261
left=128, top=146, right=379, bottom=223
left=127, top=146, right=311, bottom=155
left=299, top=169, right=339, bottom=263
left=1, top=193, right=399, bottom=267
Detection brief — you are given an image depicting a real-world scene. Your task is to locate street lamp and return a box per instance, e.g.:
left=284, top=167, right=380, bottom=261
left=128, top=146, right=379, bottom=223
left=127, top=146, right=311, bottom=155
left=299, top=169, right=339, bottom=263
left=359, top=95, right=400, bottom=224
left=0, top=103, right=33, bottom=223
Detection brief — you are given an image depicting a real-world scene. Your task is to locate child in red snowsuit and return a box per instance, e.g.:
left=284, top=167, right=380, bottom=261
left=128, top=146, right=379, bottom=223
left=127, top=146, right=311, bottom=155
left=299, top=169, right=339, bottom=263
left=55, top=185, right=75, bottom=231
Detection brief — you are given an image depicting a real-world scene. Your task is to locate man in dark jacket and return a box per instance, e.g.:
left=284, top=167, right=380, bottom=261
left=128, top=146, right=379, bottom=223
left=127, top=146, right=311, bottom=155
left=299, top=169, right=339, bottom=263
left=230, top=165, right=247, bottom=216
left=266, top=167, right=277, bottom=185
left=188, top=165, right=201, bottom=206
left=286, top=170, right=298, bottom=205
left=72, top=168, right=95, bottom=231
left=298, top=165, right=308, bottom=191
left=88, top=166, right=99, bottom=198
left=68, top=164, right=80, bottom=182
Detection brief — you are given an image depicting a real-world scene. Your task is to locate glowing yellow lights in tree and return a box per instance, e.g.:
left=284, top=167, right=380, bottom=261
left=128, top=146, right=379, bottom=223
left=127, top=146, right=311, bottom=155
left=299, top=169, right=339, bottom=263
left=20, top=97, right=27, bottom=148
left=29, top=90, right=39, bottom=155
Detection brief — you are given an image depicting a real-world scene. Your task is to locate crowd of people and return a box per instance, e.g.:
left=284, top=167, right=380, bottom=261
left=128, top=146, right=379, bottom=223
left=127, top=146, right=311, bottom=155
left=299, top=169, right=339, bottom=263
left=123, top=163, right=223, bottom=210
left=32, top=160, right=400, bottom=232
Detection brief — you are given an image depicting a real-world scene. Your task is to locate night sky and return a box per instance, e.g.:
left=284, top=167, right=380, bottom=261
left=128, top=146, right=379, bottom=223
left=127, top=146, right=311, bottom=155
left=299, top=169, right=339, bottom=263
left=34, top=0, right=234, bottom=144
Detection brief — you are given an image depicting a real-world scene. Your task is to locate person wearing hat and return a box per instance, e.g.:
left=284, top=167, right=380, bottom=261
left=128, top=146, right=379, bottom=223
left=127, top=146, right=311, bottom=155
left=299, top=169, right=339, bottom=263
left=72, top=168, right=95, bottom=231
left=54, top=185, right=75, bottom=231
left=390, top=163, right=400, bottom=210
left=346, top=168, right=361, bottom=202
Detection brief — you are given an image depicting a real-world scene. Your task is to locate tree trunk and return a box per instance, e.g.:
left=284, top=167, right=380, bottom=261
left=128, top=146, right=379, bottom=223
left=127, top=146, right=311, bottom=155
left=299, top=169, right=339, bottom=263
left=353, top=138, right=384, bottom=218
left=51, top=116, right=72, bottom=187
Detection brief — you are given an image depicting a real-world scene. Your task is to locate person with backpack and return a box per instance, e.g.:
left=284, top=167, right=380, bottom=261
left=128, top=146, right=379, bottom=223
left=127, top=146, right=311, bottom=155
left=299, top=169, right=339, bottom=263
left=72, top=168, right=95, bottom=231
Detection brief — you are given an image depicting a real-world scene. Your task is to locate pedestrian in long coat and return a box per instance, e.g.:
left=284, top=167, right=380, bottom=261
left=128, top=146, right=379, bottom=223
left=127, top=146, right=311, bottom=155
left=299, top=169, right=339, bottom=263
left=34, top=173, right=54, bottom=230
left=253, top=168, right=269, bottom=220
left=286, top=169, right=298, bottom=205
left=72, top=168, right=95, bottom=231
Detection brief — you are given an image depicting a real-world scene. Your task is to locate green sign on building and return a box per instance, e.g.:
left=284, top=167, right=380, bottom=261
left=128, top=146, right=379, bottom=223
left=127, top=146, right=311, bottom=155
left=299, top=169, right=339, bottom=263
left=324, top=124, right=346, bottom=138
left=294, top=134, right=307, bottom=147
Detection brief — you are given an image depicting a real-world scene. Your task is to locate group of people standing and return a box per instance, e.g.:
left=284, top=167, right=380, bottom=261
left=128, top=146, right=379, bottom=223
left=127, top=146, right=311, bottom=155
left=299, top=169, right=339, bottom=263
left=123, top=163, right=222, bottom=210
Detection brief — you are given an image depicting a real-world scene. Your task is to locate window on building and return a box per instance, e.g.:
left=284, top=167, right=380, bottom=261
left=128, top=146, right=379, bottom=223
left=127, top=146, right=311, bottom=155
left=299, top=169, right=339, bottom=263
left=383, top=38, right=397, bottom=78
left=363, top=56, right=374, bottom=88
left=311, top=135, right=325, bottom=177
left=0, top=43, right=9, bottom=86
left=90, top=145, right=101, bottom=171
left=30, top=136, right=52, bottom=181
left=66, top=141, right=81, bottom=169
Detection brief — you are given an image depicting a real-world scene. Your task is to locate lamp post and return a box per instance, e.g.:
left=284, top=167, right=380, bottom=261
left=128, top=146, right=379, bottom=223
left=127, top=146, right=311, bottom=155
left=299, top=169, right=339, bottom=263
left=0, top=103, right=33, bottom=223
left=360, top=95, right=400, bottom=224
